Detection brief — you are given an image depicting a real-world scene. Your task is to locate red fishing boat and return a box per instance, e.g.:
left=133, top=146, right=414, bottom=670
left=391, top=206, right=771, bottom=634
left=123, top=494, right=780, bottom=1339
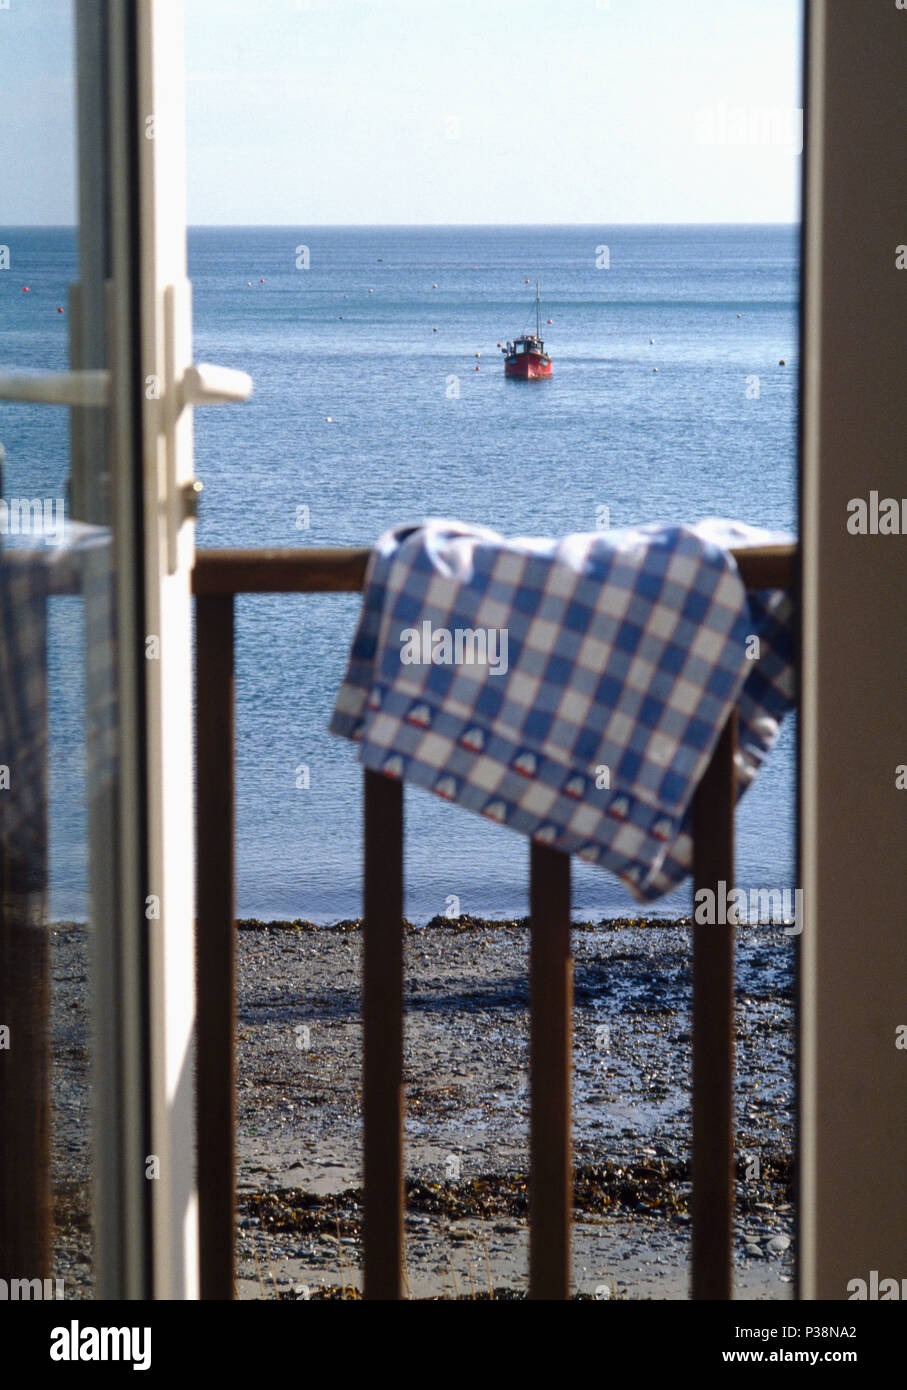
left=502, top=281, right=552, bottom=378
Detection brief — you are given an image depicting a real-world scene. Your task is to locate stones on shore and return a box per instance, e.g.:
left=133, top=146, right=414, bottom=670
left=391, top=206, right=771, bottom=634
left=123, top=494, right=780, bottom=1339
left=742, top=1232, right=792, bottom=1259
left=446, top=1221, right=474, bottom=1243
left=48, top=915, right=794, bottom=1298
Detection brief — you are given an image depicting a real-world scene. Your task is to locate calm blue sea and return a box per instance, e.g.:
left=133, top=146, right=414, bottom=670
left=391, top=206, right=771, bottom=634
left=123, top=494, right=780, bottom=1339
left=1, top=225, right=798, bottom=922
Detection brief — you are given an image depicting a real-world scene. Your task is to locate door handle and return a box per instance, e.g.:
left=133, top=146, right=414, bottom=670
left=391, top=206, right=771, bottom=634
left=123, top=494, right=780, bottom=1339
left=0, top=283, right=253, bottom=573
left=0, top=370, right=111, bottom=407
left=0, top=363, right=251, bottom=408
left=180, top=363, right=252, bottom=407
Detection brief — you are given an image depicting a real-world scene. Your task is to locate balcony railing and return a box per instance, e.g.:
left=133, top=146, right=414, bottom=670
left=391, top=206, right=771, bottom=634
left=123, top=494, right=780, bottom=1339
left=192, top=541, right=796, bottom=1301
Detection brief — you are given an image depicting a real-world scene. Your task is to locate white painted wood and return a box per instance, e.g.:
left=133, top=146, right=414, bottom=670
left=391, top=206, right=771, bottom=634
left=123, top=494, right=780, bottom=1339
left=135, top=0, right=200, bottom=1299
left=0, top=360, right=249, bottom=410
left=70, top=1, right=253, bottom=1296
left=181, top=363, right=253, bottom=407
left=162, top=288, right=251, bottom=572
left=0, top=370, right=110, bottom=406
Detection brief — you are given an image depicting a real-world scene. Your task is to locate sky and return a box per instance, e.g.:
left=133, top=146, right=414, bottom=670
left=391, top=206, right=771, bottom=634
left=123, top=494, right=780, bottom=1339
left=0, top=0, right=802, bottom=225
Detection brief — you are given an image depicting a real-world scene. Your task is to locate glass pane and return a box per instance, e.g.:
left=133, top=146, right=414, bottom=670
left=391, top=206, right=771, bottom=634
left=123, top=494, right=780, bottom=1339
left=0, top=0, right=116, bottom=1301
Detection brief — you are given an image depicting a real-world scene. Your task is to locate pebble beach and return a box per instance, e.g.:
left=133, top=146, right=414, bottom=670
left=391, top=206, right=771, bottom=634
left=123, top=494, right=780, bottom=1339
left=49, top=914, right=795, bottom=1299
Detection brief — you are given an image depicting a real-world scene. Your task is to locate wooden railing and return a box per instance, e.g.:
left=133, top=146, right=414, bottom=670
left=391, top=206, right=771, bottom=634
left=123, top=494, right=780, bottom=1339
left=192, top=542, right=795, bottom=1301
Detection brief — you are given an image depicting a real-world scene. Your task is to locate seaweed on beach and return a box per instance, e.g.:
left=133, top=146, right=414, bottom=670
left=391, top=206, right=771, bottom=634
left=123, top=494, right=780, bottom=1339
left=239, top=1151, right=793, bottom=1236
left=236, top=914, right=696, bottom=934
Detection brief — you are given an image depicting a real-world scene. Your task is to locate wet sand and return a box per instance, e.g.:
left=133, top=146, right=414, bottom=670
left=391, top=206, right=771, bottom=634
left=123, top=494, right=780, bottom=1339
left=49, top=915, right=795, bottom=1299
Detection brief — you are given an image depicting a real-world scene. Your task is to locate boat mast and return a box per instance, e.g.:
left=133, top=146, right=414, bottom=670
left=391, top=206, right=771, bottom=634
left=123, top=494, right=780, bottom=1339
left=536, top=280, right=541, bottom=339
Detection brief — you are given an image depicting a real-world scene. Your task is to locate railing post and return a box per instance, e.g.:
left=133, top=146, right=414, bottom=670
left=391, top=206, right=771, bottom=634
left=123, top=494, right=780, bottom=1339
left=195, top=593, right=236, bottom=1299
left=529, top=841, right=572, bottom=1300
left=691, top=708, right=737, bottom=1299
left=363, top=769, right=404, bottom=1300
left=0, top=851, right=51, bottom=1286
left=0, top=606, right=51, bottom=1287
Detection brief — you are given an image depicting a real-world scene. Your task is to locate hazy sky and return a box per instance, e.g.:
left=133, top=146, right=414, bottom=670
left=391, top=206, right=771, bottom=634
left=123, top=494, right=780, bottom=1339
left=1, top=0, right=802, bottom=224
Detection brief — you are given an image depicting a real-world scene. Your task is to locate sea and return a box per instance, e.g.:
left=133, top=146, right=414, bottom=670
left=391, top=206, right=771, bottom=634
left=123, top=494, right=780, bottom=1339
left=0, top=224, right=799, bottom=924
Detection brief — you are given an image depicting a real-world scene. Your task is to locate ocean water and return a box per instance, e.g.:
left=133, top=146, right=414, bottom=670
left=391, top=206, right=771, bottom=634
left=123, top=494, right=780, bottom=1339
left=0, top=224, right=799, bottom=922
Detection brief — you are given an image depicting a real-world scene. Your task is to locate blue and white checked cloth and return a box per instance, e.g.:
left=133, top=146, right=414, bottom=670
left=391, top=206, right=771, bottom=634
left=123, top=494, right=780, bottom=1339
left=330, top=518, right=795, bottom=902
left=0, top=524, right=113, bottom=895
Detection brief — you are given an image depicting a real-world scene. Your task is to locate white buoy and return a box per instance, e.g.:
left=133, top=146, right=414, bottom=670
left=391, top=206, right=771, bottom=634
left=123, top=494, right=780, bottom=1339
left=325, top=415, right=333, bottom=422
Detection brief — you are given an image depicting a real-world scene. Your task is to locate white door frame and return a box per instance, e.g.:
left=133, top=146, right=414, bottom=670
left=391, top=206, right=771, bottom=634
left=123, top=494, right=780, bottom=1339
left=85, top=0, right=199, bottom=1298
left=133, top=0, right=199, bottom=1299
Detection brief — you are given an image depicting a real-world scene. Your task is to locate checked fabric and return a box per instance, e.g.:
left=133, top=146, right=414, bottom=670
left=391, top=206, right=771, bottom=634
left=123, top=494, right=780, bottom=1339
left=0, top=525, right=113, bottom=895
left=330, top=518, right=795, bottom=902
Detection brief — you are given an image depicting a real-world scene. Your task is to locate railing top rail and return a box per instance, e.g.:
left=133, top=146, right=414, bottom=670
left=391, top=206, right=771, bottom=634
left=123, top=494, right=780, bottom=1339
left=192, top=542, right=796, bottom=596
left=193, top=547, right=370, bottom=595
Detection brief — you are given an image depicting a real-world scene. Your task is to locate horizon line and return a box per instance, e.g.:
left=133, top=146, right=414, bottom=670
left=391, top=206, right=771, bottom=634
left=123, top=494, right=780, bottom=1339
left=4, top=219, right=801, bottom=231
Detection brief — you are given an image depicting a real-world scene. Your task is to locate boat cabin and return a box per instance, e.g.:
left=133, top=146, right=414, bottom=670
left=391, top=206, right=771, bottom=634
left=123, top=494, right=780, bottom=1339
left=508, top=334, right=544, bottom=356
